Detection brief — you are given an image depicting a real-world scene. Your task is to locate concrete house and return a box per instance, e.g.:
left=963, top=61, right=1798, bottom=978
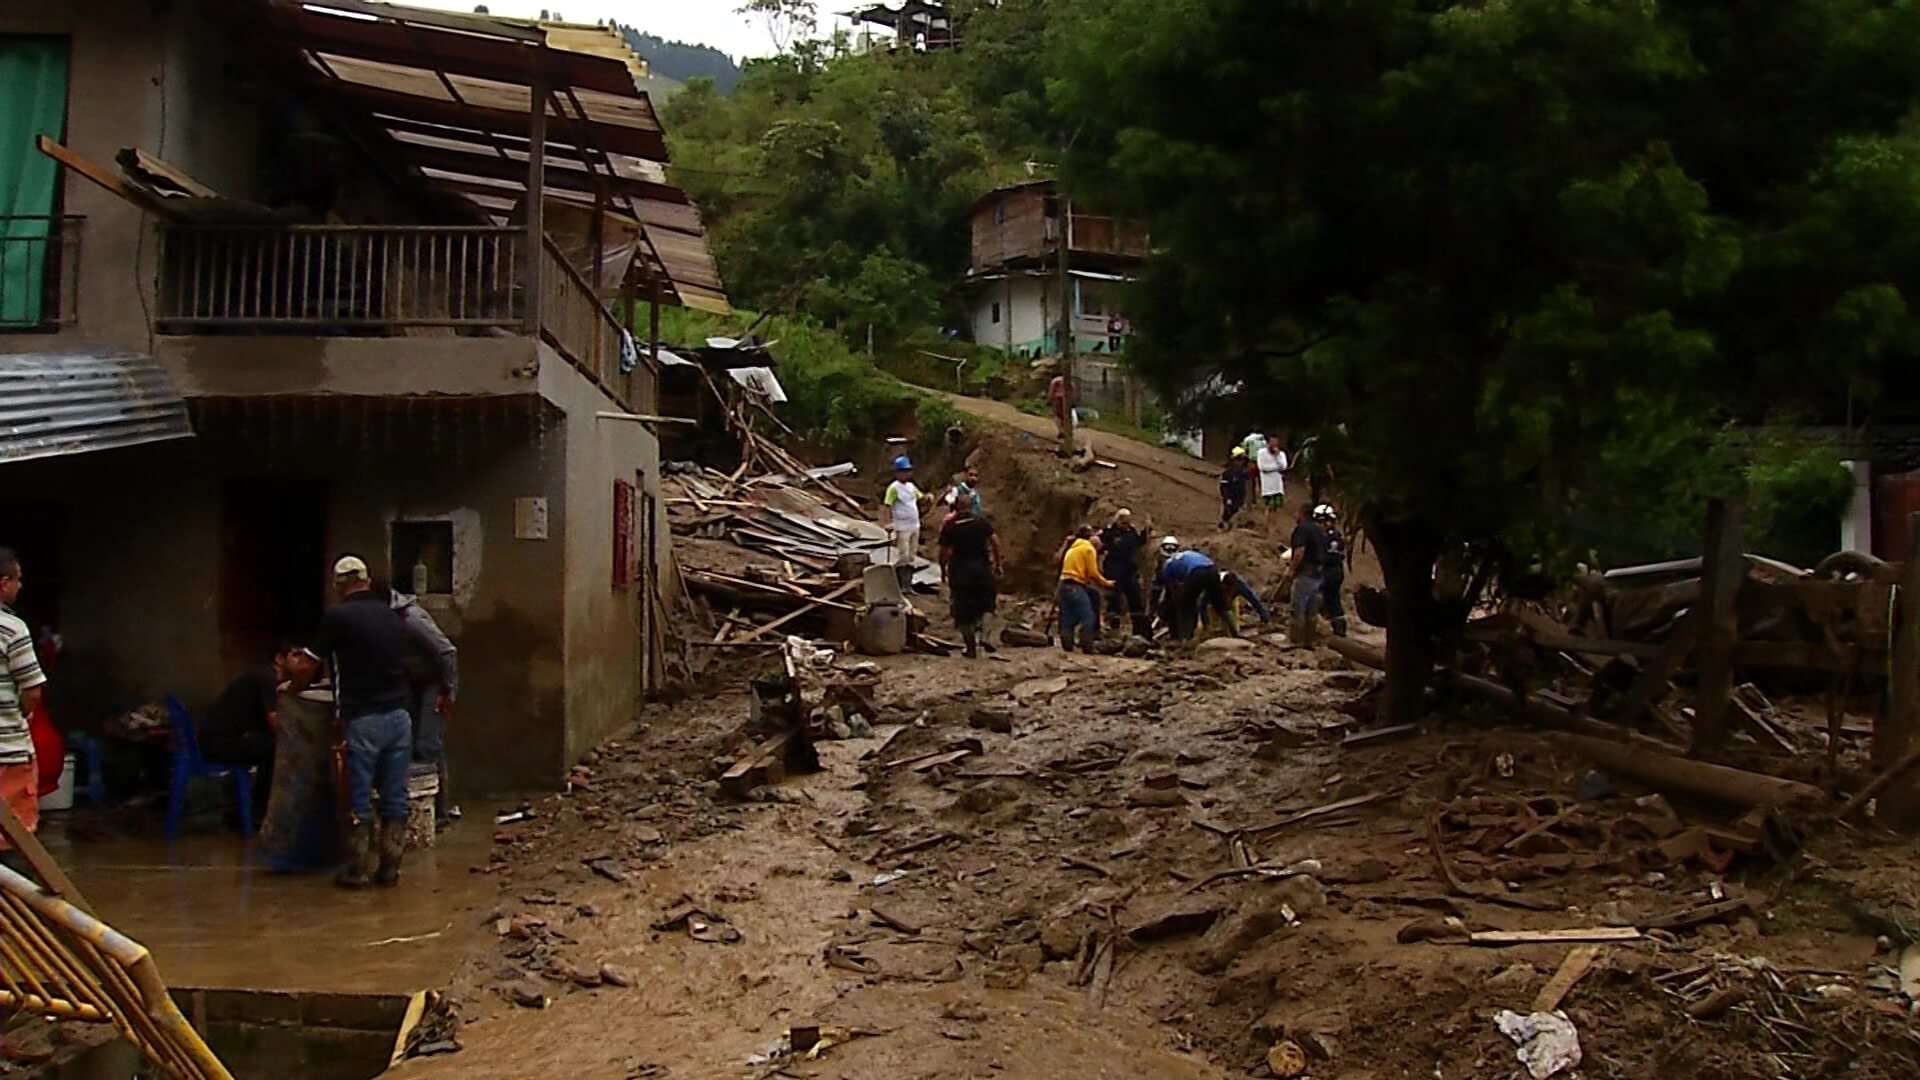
left=0, top=0, right=727, bottom=791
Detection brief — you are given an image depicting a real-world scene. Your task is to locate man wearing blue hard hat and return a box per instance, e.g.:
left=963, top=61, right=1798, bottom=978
left=881, top=455, right=930, bottom=590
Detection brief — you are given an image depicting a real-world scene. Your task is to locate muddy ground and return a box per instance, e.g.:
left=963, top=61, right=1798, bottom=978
left=394, top=408, right=1917, bottom=1080
left=401, top=637, right=1920, bottom=1080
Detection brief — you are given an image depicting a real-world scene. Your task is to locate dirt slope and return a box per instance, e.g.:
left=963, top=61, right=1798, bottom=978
left=937, top=392, right=1381, bottom=600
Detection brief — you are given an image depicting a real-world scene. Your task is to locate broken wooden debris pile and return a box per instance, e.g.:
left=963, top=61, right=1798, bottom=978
left=720, top=637, right=881, bottom=798
left=1334, top=503, right=1920, bottom=829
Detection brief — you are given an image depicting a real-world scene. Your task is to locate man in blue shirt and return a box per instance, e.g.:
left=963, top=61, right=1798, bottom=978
left=1153, top=538, right=1237, bottom=641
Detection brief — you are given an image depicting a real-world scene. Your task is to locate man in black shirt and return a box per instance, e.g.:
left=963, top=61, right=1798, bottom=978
left=201, top=640, right=302, bottom=819
left=1314, top=504, right=1350, bottom=637
left=937, top=501, right=1003, bottom=658
left=301, top=555, right=413, bottom=889
left=1098, top=508, right=1152, bottom=638
left=1286, top=502, right=1331, bottom=646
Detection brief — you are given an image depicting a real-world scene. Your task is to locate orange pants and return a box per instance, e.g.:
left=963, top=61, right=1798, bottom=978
left=0, top=762, right=38, bottom=850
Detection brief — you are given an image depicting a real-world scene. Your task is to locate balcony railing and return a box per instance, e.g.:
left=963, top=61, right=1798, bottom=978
left=157, top=225, right=522, bottom=330
left=540, top=235, right=635, bottom=406
left=155, top=223, right=654, bottom=411
left=0, top=215, right=83, bottom=331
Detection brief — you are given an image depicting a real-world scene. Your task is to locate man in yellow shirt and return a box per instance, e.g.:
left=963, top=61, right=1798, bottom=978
left=1056, top=525, right=1113, bottom=653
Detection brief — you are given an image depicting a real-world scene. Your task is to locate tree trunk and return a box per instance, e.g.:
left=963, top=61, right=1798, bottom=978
left=1368, top=511, right=1445, bottom=728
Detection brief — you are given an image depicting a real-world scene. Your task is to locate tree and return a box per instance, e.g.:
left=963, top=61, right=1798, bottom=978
left=738, top=0, right=818, bottom=54
left=1051, top=0, right=1920, bottom=725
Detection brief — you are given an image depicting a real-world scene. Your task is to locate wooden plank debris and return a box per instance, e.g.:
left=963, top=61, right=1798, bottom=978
left=1531, top=945, right=1602, bottom=1012
left=1468, top=928, right=1642, bottom=946
left=1249, top=792, right=1386, bottom=834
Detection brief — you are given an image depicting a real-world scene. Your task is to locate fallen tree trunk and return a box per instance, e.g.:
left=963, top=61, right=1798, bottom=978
left=1558, top=733, right=1827, bottom=810
left=1325, top=637, right=1673, bottom=748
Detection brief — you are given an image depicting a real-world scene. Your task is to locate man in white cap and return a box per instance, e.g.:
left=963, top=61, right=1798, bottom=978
left=303, top=555, right=414, bottom=888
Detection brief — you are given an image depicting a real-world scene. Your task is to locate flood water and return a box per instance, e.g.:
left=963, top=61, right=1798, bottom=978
left=39, top=808, right=502, bottom=995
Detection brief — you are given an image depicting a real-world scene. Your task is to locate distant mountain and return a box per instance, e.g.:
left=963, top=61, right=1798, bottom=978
left=617, top=25, right=742, bottom=95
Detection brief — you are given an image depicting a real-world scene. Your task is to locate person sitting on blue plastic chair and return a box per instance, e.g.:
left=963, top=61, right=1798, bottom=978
left=199, top=639, right=302, bottom=827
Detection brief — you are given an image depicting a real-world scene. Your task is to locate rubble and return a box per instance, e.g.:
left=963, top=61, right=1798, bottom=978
left=1494, top=1009, right=1582, bottom=1079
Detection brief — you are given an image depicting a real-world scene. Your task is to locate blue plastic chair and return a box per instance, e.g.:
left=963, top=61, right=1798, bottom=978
left=164, top=694, right=254, bottom=838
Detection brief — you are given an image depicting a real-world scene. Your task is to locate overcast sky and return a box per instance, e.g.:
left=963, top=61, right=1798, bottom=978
left=412, top=0, right=843, bottom=61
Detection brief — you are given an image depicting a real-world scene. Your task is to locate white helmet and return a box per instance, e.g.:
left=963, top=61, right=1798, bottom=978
left=1159, top=535, right=1179, bottom=551
left=1312, top=504, right=1336, bottom=521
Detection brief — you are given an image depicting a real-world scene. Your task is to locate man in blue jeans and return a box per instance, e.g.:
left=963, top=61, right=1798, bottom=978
left=303, top=555, right=414, bottom=889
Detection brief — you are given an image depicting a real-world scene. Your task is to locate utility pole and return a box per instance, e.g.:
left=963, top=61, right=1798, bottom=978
left=1056, top=191, right=1076, bottom=452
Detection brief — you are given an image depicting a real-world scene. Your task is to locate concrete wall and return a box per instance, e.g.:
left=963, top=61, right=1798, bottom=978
left=155, top=336, right=541, bottom=398
left=0, top=0, right=259, bottom=355
left=970, top=276, right=1054, bottom=355
left=537, top=345, right=663, bottom=765
left=1, top=398, right=579, bottom=793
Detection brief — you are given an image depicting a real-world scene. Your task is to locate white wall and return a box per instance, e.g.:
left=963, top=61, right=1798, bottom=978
left=969, top=277, right=1055, bottom=355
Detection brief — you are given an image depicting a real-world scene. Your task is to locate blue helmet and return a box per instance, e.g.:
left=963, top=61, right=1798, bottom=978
left=893, top=455, right=913, bottom=471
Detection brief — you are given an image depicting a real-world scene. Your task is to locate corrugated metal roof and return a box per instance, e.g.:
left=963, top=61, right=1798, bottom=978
left=0, top=353, right=194, bottom=465
left=211, top=0, right=730, bottom=316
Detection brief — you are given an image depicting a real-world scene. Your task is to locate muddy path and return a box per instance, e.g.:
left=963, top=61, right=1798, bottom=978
left=394, top=647, right=1238, bottom=1080
left=397, top=626, right=1920, bottom=1080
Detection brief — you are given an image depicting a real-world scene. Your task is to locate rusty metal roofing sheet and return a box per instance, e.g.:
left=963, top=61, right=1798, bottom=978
left=0, top=353, right=193, bottom=465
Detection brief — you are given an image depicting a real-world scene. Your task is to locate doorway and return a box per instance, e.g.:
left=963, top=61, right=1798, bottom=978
left=218, top=478, right=327, bottom=669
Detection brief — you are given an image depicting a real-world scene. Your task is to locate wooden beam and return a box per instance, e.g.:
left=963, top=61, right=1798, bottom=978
left=35, top=135, right=176, bottom=219
left=1691, top=496, right=1745, bottom=753
left=522, top=76, right=548, bottom=336
left=1880, top=511, right=1920, bottom=827
left=294, top=0, right=545, bottom=43
left=1559, top=732, right=1827, bottom=809
left=401, top=139, right=682, bottom=203
left=0, top=796, right=91, bottom=914
left=732, top=580, right=861, bottom=644
left=1613, top=611, right=1700, bottom=729
left=325, top=79, right=671, bottom=162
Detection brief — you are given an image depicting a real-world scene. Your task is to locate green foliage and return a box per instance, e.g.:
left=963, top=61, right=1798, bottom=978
left=1745, top=431, right=1854, bottom=566
left=914, top=395, right=966, bottom=450
left=659, top=3, right=1097, bottom=355
left=1050, top=0, right=1919, bottom=576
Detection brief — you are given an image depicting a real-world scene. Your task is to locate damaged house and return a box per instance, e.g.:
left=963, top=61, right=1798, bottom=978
left=0, top=0, right=727, bottom=790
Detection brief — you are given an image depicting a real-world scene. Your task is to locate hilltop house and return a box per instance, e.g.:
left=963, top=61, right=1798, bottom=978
left=964, top=179, right=1149, bottom=414
left=0, top=0, right=727, bottom=791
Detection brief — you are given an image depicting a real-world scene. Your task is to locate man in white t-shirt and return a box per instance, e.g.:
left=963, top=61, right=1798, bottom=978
left=881, top=456, right=927, bottom=590
left=1257, top=435, right=1290, bottom=532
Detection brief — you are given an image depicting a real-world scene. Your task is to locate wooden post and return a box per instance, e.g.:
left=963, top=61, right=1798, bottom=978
left=1690, top=496, right=1745, bottom=755
left=521, top=77, right=548, bottom=336
left=647, top=279, right=662, bottom=414
left=0, top=796, right=90, bottom=913
left=1880, top=512, right=1920, bottom=827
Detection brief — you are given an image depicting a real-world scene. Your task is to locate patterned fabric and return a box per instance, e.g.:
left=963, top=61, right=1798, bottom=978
left=0, top=605, right=46, bottom=765
left=258, top=692, right=341, bottom=873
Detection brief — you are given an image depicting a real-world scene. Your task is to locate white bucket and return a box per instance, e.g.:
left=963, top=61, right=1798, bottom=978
left=37, top=752, right=76, bottom=811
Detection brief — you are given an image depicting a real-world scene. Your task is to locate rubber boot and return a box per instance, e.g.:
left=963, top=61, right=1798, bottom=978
left=335, top=822, right=374, bottom=889
left=979, top=613, right=999, bottom=653
left=1331, top=617, right=1350, bottom=638
left=375, top=818, right=406, bottom=887
left=960, top=625, right=978, bottom=659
